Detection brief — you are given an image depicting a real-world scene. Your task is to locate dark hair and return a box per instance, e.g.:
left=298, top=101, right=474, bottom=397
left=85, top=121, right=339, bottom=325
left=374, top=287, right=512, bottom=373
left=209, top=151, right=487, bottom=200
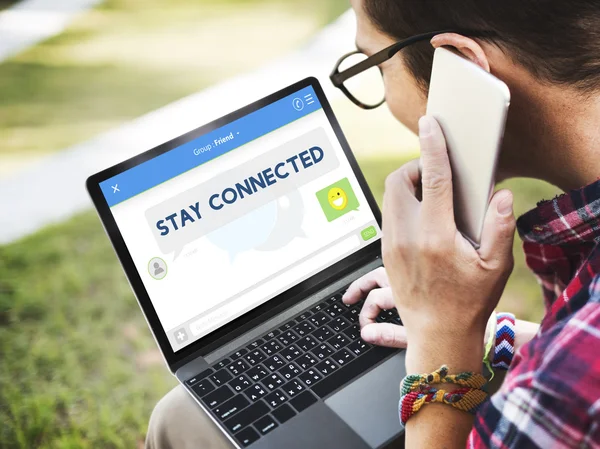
left=363, top=0, right=600, bottom=92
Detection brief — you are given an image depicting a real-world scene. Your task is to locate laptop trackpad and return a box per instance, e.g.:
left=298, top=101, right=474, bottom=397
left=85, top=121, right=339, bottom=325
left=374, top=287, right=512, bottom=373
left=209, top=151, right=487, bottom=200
left=325, top=351, right=406, bottom=448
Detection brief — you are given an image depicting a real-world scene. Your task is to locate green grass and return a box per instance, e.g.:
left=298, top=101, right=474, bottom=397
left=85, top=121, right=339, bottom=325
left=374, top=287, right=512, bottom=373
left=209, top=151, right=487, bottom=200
left=0, top=155, right=560, bottom=448
left=0, top=0, right=348, bottom=158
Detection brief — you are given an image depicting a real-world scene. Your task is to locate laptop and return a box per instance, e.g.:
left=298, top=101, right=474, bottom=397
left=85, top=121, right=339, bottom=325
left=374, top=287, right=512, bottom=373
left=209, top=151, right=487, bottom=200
left=86, top=77, right=406, bottom=449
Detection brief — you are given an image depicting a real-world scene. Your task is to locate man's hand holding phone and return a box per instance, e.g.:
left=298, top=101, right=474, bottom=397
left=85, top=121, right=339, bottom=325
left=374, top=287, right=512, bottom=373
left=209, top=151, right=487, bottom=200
left=344, top=116, right=517, bottom=375
left=384, top=115, right=516, bottom=374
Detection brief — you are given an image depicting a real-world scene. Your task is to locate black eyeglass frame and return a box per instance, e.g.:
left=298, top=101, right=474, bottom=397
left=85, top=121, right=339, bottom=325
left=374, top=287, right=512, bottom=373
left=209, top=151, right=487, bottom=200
left=330, top=29, right=491, bottom=109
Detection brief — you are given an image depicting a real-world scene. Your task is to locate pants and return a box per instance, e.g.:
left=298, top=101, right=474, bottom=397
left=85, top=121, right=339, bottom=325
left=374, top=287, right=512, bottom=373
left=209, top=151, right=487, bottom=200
left=146, top=386, right=233, bottom=449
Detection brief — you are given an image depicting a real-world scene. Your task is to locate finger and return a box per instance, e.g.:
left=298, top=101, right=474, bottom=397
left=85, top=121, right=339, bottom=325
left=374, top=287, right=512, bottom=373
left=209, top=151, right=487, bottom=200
left=361, top=323, right=407, bottom=348
left=478, top=189, right=516, bottom=267
left=418, top=116, right=454, bottom=225
left=358, top=288, right=396, bottom=328
left=342, top=267, right=389, bottom=304
left=382, top=160, right=422, bottom=240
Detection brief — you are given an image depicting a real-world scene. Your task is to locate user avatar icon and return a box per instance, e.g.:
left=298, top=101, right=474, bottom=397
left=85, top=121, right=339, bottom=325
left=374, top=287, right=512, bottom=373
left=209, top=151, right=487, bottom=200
left=148, top=257, right=167, bottom=280
left=153, top=262, right=164, bottom=276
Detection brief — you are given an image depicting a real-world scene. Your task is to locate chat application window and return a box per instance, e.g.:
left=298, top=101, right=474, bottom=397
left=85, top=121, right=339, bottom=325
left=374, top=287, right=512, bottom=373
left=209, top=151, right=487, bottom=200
left=102, top=86, right=381, bottom=351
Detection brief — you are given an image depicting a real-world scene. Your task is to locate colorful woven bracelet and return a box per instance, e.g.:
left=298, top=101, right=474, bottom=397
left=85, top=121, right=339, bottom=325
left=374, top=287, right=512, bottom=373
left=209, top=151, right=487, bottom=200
left=491, top=312, right=516, bottom=370
left=400, top=365, right=487, bottom=395
left=483, top=312, right=498, bottom=379
left=399, top=386, right=488, bottom=425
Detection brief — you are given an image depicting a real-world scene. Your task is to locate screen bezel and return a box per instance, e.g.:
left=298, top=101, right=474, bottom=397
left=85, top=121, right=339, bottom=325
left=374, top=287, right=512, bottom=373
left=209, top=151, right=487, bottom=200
left=86, top=77, right=382, bottom=371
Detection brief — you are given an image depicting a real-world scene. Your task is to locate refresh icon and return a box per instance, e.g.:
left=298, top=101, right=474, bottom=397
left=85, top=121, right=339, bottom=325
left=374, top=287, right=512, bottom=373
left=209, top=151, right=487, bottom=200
left=292, top=97, right=304, bottom=111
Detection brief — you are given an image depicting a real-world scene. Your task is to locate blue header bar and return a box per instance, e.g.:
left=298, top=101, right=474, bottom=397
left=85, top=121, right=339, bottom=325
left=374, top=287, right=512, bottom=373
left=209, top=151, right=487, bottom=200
left=100, top=86, right=321, bottom=206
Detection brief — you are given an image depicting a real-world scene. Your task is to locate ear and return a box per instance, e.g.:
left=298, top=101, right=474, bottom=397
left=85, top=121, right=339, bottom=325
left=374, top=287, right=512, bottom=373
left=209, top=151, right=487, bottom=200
left=430, top=33, right=490, bottom=72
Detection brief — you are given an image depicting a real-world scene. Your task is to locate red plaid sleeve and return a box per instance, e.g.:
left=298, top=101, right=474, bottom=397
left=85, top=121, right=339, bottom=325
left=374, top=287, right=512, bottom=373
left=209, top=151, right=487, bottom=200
left=467, top=275, right=600, bottom=448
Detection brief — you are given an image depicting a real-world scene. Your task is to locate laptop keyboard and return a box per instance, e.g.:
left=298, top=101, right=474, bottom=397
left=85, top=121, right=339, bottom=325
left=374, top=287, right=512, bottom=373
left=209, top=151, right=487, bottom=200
left=184, top=289, right=402, bottom=447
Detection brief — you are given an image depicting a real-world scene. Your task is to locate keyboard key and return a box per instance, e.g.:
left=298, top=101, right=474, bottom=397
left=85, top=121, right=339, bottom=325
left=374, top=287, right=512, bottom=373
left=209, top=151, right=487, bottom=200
left=191, top=378, right=215, bottom=397
left=204, top=385, right=234, bottom=408
left=228, top=360, right=250, bottom=376
left=290, top=391, right=318, bottom=412
left=264, top=389, right=288, bottom=408
left=313, top=326, right=333, bottom=342
left=210, top=369, right=233, bottom=387
left=186, top=368, right=213, bottom=386
left=279, top=319, right=297, bottom=332
left=224, top=400, right=269, bottom=433
left=315, top=359, right=339, bottom=377
left=329, top=316, right=350, bottom=332
left=279, top=362, right=301, bottom=381
left=263, top=373, right=285, bottom=390
left=244, top=349, right=266, bottom=366
left=254, top=415, right=279, bottom=435
left=309, top=312, right=330, bottom=327
left=231, top=348, right=248, bottom=360
left=297, top=311, right=312, bottom=321
left=314, top=343, right=334, bottom=360
left=214, top=394, right=250, bottom=421
left=343, top=308, right=360, bottom=323
left=280, top=344, right=302, bottom=362
left=295, top=321, right=315, bottom=337
left=235, top=427, right=260, bottom=447
left=297, top=335, right=318, bottom=352
left=230, top=374, right=252, bottom=393
left=282, top=379, right=305, bottom=397
left=214, top=358, right=231, bottom=371
left=246, top=364, right=269, bottom=382
left=262, top=340, right=282, bottom=356
left=310, top=302, right=327, bottom=314
left=296, top=353, right=318, bottom=370
left=324, top=303, right=345, bottom=318
left=245, top=384, right=268, bottom=402
left=326, top=295, right=339, bottom=304
left=248, top=338, right=265, bottom=349
left=328, top=334, right=350, bottom=351
left=332, top=348, right=355, bottom=366
left=278, top=330, right=299, bottom=346
left=264, top=355, right=285, bottom=372
left=298, top=368, right=322, bottom=387
left=272, top=403, right=296, bottom=424
left=264, top=329, right=281, bottom=341
left=348, top=339, right=371, bottom=356
left=343, top=324, right=361, bottom=340
left=313, top=346, right=396, bottom=399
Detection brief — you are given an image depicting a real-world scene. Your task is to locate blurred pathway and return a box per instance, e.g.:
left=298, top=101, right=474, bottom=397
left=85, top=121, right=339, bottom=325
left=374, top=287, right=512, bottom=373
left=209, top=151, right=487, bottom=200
left=0, top=0, right=102, bottom=62
left=0, top=11, right=358, bottom=244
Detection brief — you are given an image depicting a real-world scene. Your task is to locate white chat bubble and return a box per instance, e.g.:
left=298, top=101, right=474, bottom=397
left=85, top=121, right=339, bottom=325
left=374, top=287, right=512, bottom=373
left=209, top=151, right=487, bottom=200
left=145, top=128, right=340, bottom=258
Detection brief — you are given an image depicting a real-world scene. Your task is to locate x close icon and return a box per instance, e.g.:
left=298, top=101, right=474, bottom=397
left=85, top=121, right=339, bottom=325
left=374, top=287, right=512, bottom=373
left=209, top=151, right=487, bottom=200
left=112, top=184, right=120, bottom=193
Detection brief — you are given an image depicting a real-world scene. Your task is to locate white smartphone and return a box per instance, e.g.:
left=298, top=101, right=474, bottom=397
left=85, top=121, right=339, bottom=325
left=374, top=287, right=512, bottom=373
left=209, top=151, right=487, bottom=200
left=426, top=47, right=511, bottom=248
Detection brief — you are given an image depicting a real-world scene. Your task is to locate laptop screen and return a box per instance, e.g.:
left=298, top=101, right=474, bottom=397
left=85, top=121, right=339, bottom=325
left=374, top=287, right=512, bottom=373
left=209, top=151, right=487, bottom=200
left=99, top=85, right=381, bottom=352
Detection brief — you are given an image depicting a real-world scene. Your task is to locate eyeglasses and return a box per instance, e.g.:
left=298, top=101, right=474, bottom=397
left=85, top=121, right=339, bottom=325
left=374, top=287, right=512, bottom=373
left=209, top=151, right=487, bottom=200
left=330, top=30, right=475, bottom=110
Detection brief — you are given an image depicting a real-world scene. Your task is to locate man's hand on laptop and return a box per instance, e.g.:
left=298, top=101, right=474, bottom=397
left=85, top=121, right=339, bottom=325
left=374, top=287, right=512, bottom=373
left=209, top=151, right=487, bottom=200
left=342, top=267, right=407, bottom=348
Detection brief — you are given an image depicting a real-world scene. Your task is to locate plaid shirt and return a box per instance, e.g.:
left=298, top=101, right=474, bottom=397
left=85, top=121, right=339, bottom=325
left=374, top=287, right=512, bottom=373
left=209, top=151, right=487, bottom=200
left=468, top=179, right=600, bottom=448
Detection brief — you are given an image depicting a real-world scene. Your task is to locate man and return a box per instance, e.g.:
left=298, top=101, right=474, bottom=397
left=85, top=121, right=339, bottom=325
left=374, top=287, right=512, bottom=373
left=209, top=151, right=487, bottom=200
left=146, top=1, right=600, bottom=447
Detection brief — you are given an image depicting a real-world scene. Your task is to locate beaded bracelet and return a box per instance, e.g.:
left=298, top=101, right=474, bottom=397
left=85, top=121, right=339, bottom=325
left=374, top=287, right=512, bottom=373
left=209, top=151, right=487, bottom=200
left=492, top=313, right=516, bottom=370
left=399, top=386, right=488, bottom=425
left=400, top=365, right=487, bottom=395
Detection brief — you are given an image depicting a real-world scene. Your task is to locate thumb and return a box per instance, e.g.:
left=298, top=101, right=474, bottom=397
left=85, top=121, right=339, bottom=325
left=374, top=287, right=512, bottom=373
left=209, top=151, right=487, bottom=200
left=478, top=189, right=516, bottom=267
left=361, top=323, right=407, bottom=348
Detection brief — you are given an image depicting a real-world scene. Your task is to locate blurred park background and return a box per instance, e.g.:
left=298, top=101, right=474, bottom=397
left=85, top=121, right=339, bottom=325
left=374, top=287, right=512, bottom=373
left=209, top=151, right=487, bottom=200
left=0, top=0, right=560, bottom=447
